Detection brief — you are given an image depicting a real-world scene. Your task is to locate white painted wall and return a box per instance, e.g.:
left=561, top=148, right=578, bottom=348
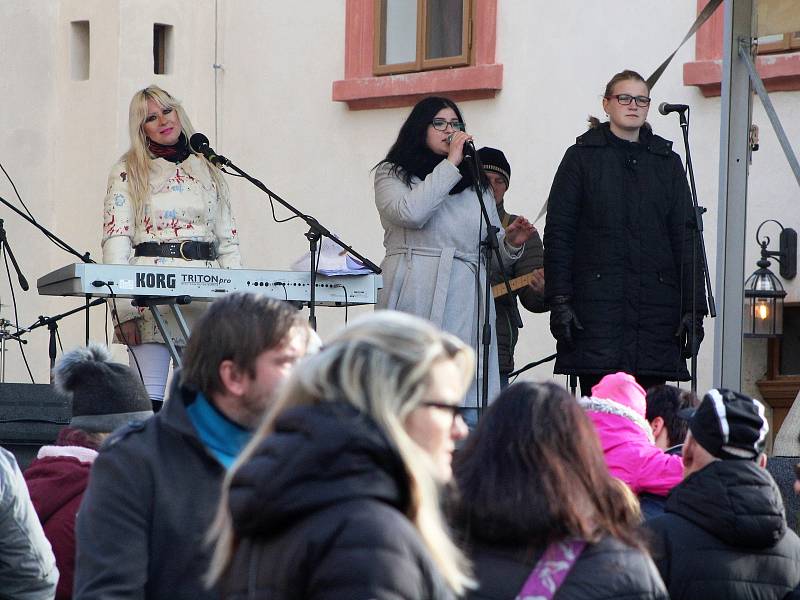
left=0, top=0, right=797, bottom=406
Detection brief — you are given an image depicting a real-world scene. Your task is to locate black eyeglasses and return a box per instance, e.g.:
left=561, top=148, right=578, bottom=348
left=431, top=118, right=466, bottom=132
left=420, top=401, right=467, bottom=421
left=607, top=94, right=651, bottom=107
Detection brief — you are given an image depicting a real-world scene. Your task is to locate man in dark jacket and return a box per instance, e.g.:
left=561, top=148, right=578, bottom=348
left=481, top=147, right=547, bottom=387
left=648, top=388, right=800, bottom=599
left=73, top=294, right=309, bottom=600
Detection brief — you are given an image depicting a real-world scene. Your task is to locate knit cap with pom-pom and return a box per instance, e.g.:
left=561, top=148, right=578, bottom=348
left=54, top=343, right=153, bottom=432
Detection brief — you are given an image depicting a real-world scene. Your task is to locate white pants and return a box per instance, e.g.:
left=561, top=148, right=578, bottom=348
left=128, top=343, right=172, bottom=402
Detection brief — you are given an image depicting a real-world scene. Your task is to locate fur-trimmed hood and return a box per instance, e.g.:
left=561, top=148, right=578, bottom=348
left=579, top=396, right=683, bottom=496
left=580, top=395, right=655, bottom=444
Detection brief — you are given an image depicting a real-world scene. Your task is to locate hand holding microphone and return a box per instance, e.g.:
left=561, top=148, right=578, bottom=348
left=446, top=131, right=474, bottom=167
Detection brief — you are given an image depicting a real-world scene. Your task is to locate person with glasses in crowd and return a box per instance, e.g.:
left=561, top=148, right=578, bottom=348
left=207, top=311, right=475, bottom=599
left=543, top=70, right=707, bottom=397
left=373, top=97, right=535, bottom=417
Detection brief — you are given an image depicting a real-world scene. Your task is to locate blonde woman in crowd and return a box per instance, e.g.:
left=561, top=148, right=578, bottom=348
left=208, top=311, right=475, bottom=599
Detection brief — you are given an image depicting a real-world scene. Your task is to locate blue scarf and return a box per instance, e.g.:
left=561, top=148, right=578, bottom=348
left=186, top=392, right=252, bottom=469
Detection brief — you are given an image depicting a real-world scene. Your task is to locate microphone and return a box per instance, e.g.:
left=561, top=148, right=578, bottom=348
left=659, top=102, right=690, bottom=116
left=447, top=134, right=475, bottom=157
left=463, top=139, right=476, bottom=158
left=189, top=133, right=228, bottom=166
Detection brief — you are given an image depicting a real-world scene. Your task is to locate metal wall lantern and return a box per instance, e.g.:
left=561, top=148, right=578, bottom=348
left=744, top=219, right=797, bottom=338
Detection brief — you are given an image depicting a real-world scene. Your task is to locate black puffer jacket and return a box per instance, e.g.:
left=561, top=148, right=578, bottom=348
left=222, top=402, right=456, bottom=600
left=648, top=460, right=800, bottom=600
left=543, top=123, right=706, bottom=379
left=490, top=203, right=547, bottom=374
left=464, top=536, right=668, bottom=600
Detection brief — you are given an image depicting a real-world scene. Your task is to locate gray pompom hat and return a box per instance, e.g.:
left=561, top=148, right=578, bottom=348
left=54, top=343, right=153, bottom=433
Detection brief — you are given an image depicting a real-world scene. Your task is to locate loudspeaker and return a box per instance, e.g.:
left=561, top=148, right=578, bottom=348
left=0, top=383, right=71, bottom=469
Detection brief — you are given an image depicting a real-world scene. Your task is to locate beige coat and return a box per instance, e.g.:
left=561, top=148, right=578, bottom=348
left=101, top=154, right=241, bottom=346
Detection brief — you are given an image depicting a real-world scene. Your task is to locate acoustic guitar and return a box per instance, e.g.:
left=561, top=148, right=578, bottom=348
left=492, top=272, right=539, bottom=299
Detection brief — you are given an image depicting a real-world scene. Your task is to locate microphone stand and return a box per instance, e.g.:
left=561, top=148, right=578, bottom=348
left=0, top=217, right=31, bottom=376
left=0, top=194, right=93, bottom=265
left=209, top=153, right=381, bottom=331
left=677, top=109, right=716, bottom=393
left=0, top=318, right=27, bottom=382
left=0, top=219, right=29, bottom=292
left=16, top=298, right=106, bottom=378
left=0, top=193, right=96, bottom=348
left=507, top=352, right=557, bottom=379
left=463, top=147, right=523, bottom=415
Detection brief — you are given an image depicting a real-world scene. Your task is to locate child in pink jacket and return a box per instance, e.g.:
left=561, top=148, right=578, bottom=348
left=579, top=372, right=683, bottom=496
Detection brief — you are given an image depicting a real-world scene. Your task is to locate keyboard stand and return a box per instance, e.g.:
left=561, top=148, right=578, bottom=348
left=132, top=295, right=193, bottom=367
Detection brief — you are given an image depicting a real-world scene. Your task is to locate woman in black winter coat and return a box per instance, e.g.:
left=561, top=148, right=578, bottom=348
left=543, top=69, right=707, bottom=396
left=450, top=381, right=668, bottom=600
left=207, top=311, right=476, bottom=600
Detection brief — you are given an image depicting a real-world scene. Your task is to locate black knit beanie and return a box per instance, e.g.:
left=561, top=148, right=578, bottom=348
left=478, top=146, right=511, bottom=187
left=54, top=344, right=153, bottom=433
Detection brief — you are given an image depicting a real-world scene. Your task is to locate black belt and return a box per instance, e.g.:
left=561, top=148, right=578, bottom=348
left=134, top=241, right=217, bottom=261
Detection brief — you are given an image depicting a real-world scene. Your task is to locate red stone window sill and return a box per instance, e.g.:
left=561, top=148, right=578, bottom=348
left=332, top=0, right=501, bottom=110
left=332, top=64, right=503, bottom=110
left=684, top=52, right=800, bottom=97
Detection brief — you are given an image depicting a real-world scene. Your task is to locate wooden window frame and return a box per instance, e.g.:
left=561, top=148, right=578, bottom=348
left=757, top=32, right=800, bottom=55
left=332, top=0, right=501, bottom=110
left=373, top=0, right=471, bottom=76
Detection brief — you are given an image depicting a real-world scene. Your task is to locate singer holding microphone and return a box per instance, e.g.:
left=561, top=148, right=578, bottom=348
left=101, top=85, right=241, bottom=406
left=543, top=70, right=707, bottom=397
left=374, top=97, right=534, bottom=416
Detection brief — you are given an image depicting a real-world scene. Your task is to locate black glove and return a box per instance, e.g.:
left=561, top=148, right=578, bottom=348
left=675, top=312, right=704, bottom=359
left=549, top=296, right=583, bottom=350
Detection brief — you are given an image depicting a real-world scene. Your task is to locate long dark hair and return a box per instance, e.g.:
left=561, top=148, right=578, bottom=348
left=377, top=96, right=486, bottom=192
left=452, top=382, right=644, bottom=549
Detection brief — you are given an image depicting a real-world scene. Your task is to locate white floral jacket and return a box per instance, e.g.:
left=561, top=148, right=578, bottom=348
left=101, top=154, right=241, bottom=345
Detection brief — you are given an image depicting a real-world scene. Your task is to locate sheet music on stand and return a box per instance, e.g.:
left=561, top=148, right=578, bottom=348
left=290, top=235, right=373, bottom=276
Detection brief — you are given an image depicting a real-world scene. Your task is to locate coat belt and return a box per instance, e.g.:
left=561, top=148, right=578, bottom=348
left=385, top=245, right=479, bottom=328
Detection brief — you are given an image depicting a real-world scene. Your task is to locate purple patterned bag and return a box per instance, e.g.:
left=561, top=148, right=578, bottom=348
left=514, top=538, right=587, bottom=600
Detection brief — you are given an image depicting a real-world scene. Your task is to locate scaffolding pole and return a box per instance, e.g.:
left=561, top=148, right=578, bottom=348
left=714, top=0, right=755, bottom=390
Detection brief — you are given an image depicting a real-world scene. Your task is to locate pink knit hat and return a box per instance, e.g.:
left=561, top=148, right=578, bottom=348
left=591, top=372, right=647, bottom=417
